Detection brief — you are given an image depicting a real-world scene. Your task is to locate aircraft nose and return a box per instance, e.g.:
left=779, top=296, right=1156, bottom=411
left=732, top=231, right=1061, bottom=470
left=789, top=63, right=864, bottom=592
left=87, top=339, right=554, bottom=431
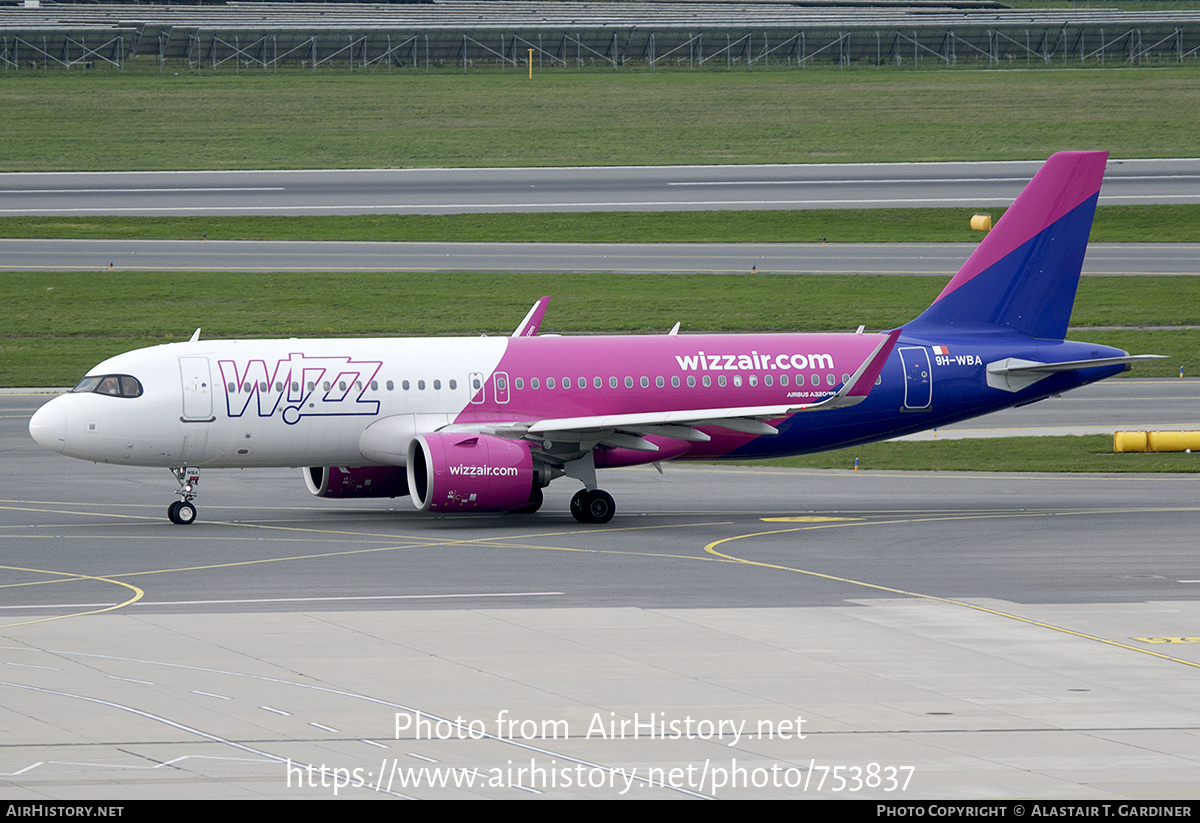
left=29, top=399, right=68, bottom=454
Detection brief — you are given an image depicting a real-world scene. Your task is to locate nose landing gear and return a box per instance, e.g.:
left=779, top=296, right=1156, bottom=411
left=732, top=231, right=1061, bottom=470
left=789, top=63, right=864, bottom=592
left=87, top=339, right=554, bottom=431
left=168, top=467, right=200, bottom=525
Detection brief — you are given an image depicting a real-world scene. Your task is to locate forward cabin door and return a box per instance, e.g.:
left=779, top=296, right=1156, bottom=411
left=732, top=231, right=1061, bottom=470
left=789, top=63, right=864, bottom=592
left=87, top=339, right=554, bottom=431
left=179, top=357, right=215, bottom=422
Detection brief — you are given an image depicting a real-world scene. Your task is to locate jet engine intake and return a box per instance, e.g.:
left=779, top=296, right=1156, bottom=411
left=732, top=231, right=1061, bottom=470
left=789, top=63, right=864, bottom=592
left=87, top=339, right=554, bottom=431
left=407, top=433, right=535, bottom=512
left=304, top=466, right=410, bottom=499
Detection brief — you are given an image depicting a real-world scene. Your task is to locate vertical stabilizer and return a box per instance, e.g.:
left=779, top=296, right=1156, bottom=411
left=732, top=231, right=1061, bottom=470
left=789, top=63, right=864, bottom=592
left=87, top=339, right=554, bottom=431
left=905, top=151, right=1107, bottom=340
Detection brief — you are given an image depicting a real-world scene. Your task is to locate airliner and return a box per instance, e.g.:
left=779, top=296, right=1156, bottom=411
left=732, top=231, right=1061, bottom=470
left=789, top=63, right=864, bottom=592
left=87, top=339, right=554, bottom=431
left=28, top=151, right=1160, bottom=525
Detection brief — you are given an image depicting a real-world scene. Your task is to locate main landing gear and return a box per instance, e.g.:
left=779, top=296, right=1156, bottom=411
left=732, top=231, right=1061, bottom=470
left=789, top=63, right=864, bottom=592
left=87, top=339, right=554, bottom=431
left=570, top=489, right=615, bottom=524
left=168, top=467, right=200, bottom=525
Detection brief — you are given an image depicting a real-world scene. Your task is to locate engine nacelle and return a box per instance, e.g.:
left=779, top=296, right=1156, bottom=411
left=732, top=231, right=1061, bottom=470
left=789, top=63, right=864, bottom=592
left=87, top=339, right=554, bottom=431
left=304, top=466, right=410, bottom=499
left=407, top=432, right=535, bottom=512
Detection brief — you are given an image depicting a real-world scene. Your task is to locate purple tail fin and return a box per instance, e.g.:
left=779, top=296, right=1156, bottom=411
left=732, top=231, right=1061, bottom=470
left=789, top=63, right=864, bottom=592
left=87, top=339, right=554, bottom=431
left=905, top=151, right=1107, bottom=340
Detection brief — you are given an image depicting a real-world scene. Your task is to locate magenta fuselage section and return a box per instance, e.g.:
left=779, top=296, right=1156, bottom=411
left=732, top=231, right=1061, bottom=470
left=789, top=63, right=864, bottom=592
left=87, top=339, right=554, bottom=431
left=450, top=331, right=890, bottom=460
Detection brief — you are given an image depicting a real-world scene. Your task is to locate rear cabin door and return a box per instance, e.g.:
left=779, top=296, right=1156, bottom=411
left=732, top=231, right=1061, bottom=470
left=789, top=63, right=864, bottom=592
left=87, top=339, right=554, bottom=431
left=899, top=347, right=932, bottom=411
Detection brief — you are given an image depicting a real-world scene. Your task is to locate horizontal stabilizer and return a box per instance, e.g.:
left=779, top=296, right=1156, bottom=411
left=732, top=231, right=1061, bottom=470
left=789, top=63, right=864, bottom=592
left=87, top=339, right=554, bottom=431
left=986, top=354, right=1167, bottom=392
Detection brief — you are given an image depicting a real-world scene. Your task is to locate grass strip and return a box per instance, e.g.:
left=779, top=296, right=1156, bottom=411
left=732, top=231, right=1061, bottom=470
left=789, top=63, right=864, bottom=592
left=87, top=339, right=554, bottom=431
left=2, top=272, right=1196, bottom=385
left=3, top=69, right=1200, bottom=171
left=727, top=434, right=1200, bottom=473
left=2, top=204, right=1198, bottom=243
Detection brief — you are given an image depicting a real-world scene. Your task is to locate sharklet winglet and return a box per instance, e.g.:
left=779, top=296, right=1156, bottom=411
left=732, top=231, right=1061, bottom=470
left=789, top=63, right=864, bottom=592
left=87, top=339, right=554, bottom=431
left=512, top=296, right=551, bottom=338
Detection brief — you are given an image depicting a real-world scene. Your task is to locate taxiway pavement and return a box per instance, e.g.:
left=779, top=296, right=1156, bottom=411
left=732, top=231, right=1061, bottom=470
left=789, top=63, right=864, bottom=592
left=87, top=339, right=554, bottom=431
left=2, top=158, right=1197, bottom=216
left=2, top=391, right=1198, bottom=799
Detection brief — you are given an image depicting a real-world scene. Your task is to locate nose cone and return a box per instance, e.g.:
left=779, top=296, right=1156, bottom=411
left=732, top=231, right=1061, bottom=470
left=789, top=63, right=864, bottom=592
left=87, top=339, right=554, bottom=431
left=29, top=400, right=67, bottom=454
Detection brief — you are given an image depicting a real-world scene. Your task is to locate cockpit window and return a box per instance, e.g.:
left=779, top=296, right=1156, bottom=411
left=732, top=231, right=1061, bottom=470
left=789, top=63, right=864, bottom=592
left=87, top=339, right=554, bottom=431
left=71, top=374, right=143, bottom=398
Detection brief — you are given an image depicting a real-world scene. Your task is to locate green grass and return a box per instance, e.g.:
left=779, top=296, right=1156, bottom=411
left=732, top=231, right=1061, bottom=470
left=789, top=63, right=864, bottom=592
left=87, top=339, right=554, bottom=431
left=2, top=272, right=1193, bottom=385
left=2, top=204, right=1199, bottom=243
left=1007, top=0, right=1200, bottom=8
left=729, top=435, right=1200, bottom=473
left=2, top=68, right=1198, bottom=171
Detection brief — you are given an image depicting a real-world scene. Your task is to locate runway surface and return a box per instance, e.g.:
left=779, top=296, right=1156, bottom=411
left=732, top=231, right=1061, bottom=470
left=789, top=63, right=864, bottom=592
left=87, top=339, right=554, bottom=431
left=5, top=239, right=1198, bottom=275
left=2, top=158, right=1198, bottom=216
left=2, top=389, right=1199, bottom=799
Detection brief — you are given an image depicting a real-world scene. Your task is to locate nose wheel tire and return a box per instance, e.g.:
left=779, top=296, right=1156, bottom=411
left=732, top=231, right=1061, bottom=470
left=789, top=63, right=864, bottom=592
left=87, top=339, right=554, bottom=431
left=168, top=500, right=197, bottom=525
left=571, top=489, right=615, bottom=524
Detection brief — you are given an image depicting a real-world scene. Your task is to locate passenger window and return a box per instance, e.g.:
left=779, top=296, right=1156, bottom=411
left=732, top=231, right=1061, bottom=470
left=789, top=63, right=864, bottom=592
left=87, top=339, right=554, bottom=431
left=717, top=376, right=727, bottom=388
left=449, top=379, right=457, bottom=390
left=640, top=376, right=649, bottom=388
left=671, top=376, right=680, bottom=388
left=433, top=379, right=441, bottom=390
left=514, top=378, right=523, bottom=390
left=547, top=378, right=556, bottom=389
left=594, top=377, right=602, bottom=389
left=687, top=376, right=696, bottom=388
left=609, top=376, right=618, bottom=389
left=531, top=377, right=540, bottom=390
left=624, top=377, right=633, bottom=388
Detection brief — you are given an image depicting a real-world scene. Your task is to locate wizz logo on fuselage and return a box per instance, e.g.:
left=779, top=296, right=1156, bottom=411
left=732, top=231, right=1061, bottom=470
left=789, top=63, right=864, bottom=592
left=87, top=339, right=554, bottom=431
left=217, top=354, right=382, bottom=425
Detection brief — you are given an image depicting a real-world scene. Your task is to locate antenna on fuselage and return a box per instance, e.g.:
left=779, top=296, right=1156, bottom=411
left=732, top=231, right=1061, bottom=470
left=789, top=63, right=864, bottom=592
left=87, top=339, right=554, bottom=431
left=189, top=328, right=201, bottom=343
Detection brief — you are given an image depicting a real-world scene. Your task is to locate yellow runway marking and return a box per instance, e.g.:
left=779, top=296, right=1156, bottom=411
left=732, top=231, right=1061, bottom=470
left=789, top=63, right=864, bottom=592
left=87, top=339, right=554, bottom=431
left=760, top=516, right=860, bottom=523
left=0, top=565, right=143, bottom=629
left=705, top=521, right=1200, bottom=672
left=0, top=516, right=730, bottom=624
